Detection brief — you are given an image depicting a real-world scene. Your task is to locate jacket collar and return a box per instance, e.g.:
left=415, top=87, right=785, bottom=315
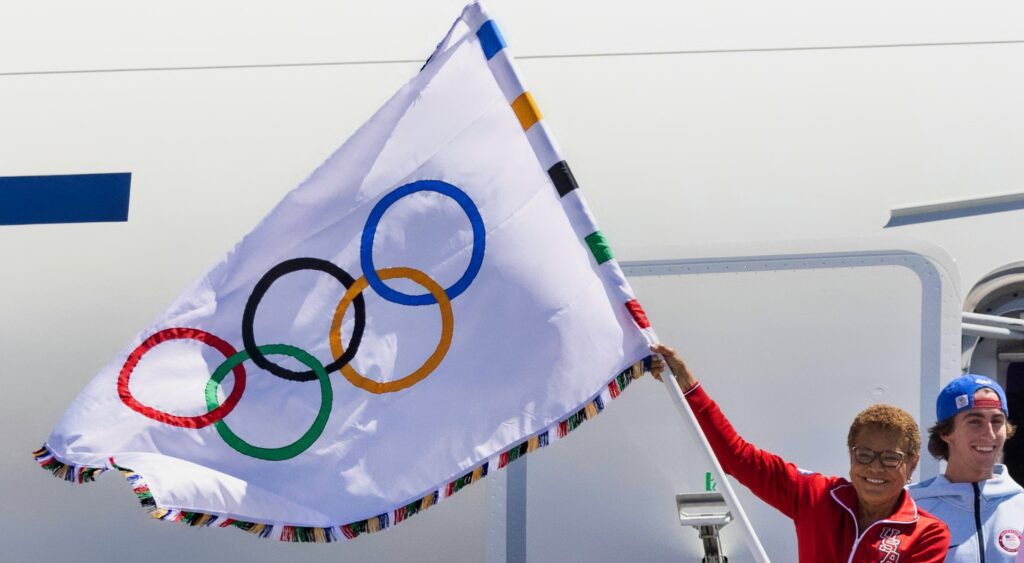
left=830, top=481, right=920, bottom=526
left=909, top=464, right=1024, bottom=505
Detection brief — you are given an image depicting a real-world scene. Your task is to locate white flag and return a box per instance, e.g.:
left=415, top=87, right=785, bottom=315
left=36, top=1, right=655, bottom=542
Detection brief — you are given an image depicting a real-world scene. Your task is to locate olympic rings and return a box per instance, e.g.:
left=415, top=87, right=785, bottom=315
left=242, top=257, right=366, bottom=382
left=330, top=267, right=453, bottom=394
left=118, top=328, right=246, bottom=429
left=360, top=180, right=485, bottom=306
left=119, top=181, right=486, bottom=460
left=204, top=344, right=332, bottom=461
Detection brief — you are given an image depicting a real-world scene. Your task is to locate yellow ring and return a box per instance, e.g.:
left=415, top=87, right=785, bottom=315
left=330, top=267, right=453, bottom=394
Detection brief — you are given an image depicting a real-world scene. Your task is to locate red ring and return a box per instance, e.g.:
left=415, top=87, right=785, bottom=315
left=117, top=328, right=246, bottom=428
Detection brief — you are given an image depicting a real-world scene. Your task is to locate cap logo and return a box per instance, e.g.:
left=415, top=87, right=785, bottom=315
left=977, top=378, right=993, bottom=384
left=955, top=394, right=970, bottom=409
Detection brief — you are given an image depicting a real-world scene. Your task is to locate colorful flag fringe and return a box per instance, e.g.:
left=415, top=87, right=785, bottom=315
left=34, top=357, right=649, bottom=541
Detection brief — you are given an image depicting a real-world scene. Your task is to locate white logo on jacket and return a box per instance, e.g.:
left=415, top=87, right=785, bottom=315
left=878, top=527, right=902, bottom=562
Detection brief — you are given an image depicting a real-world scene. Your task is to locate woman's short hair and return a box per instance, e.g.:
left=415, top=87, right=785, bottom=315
left=846, top=404, right=921, bottom=456
left=927, top=417, right=1017, bottom=460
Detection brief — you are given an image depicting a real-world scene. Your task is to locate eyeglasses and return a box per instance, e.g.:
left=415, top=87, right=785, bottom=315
left=851, top=446, right=906, bottom=468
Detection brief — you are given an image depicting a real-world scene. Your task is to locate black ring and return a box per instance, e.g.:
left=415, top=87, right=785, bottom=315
left=241, top=257, right=365, bottom=382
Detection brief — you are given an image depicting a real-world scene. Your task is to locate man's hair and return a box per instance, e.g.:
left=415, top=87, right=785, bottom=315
left=927, top=416, right=1017, bottom=460
left=847, top=404, right=921, bottom=456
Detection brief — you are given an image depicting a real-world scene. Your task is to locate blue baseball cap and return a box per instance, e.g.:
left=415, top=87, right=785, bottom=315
left=936, top=374, right=1009, bottom=423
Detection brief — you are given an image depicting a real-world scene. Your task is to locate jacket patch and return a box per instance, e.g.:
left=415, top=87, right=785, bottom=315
left=998, top=529, right=1022, bottom=554
left=878, top=527, right=903, bottom=562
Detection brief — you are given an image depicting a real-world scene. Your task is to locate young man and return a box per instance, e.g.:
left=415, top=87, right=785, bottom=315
left=909, top=374, right=1024, bottom=561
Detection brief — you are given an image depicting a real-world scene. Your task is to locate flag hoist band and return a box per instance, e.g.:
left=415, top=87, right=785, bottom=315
left=34, top=2, right=767, bottom=557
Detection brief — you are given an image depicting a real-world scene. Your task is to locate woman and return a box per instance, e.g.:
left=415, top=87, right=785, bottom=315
left=650, top=343, right=950, bottom=561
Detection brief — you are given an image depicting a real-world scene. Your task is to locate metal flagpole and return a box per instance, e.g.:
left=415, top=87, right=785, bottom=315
left=460, top=2, right=771, bottom=560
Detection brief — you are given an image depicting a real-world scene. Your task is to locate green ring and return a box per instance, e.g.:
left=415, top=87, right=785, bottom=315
left=204, top=344, right=332, bottom=461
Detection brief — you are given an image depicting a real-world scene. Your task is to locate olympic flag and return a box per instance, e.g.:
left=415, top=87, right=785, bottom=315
left=35, top=1, right=655, bottom=542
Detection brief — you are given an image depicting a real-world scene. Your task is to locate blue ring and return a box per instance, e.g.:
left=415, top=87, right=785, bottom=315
left=361, top=180, right=485, bottom=306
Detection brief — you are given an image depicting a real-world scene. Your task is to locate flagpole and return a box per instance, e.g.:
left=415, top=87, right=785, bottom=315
left=659, top=365, right=772, bottom=563
left=463, top=3, right=770, bottom=561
